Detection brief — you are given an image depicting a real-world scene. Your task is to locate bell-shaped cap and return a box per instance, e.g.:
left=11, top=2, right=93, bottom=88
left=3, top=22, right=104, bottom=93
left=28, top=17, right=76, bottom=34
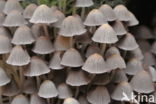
left=0, top=12, right=5, bottom=26
left=151, top=42, right=156, bottom=55
left=143, top=52, right=156, bottom=66
left=24, top=56, right=50, bottom=77
left=30, top=4, right=57, bottom=24
left=23, top=4, right=37, bottom=19
left=30, top=94, right=46, bottom=104
left=38, top=80, right=58, bottom=98
left=61, top=48, right=84, bottom=67
left=0, top=67, right=11, bottom=86
left=54, top=35, right=71, bottom=51
left=129, top=47, right=144, bottom=60
left=137, top=40, right=151, bottom=53
left=0, top=27, right=12, bottom=38
left=117, top=33, right=138, bottom=50
left=11, top=94, right=29, bottom=104
left=2, top=80, right=20, bottom=96
left=135, top=25, right=153, bottom=39
left=63, top=98, right=80, bottom=104
left=130, top=70, right=155, bottom=93
left=66, top=70, right=91, bottom=86
left=82, top=53, right=109, bottom=74
left=148, top=66, right=156, bottom=82
left=3, top=0, right=23, bottom=14
left=125, top=58, right=143, bottom=75
left=112, top=20, right=127, bottom=36
left=32, top=36, right=54, bottom=54
left=12, top=25, right=35, bottom=45
left=92, top=24, right=118, bottom=44
left=6, top=45, right=30, bottom=66
left=0, top=0, right=5, bottom=12
left=76, top=0, right=94, bottom=7
left=106, top=54, right=126, bottom=70
left=92, top=73, right=111, bottom=85
left=0, top=34, right=12, bottom=54
left=3, top=10, right=27, bottom=27
left=53, top=10, right=65, bottom=28
left=78, top=95, right=89, bottom=104
left=31, top=24, right=43, bottom=39
left=58, top=83, right=73, bottom=99
left=85, top=44, right=100, bottom=58
left=84, top=9, right=107, bottom=26
left=49, top=51, right=64, bottom=70
left=127, top=11, right=139, bottom=26
left=111, top=81, right=133, bottom=101
left=99, top=4, right=116, bottom=21
left=59, top=15, right=86, bottom=37
left=114, top=5, right=130, bottom=21
left=105, top=46, right=120, bottom=58
left=87, top=86, right=110, bottom=104
left=112, top=69, right=128, bottom=83
left=23, top=78, right=37, bottom=94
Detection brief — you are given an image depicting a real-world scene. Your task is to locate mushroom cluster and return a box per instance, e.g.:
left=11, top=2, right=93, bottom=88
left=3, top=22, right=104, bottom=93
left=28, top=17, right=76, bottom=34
left=0, top=0, right=155, bottom=104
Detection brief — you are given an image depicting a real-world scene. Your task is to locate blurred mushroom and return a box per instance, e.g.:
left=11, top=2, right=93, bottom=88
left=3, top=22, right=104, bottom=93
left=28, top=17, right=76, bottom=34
left=11, top=94, right=29, bottom=104
left=0, top=67, right=10, bottom=87
left=23, top=4, right=37, bottom=19
left=63, top=98, right=80, bottom=104
left=30, top=94, right=46, bottom=104
left=76, top=0, right=94, bottom=7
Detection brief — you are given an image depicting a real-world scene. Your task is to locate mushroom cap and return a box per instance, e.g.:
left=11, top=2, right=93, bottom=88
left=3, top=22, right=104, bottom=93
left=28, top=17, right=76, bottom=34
left=0, top=0, right=5, bottom=12
left=112, top=69, right=128, bottom=83
left=143, top=52, right=156, bottom=66
left=30, top=4, right=57, bottom=24
left=130, top=70, right=155, bottom=93
left=0, top=67, right=11, bottom=86
left=105, top=46, right=120, bottom=58
left=53, top=10, right=65, bottom=28
left=99, top=4, right=116, bottom=21
left=125, top=58, right=143, bottom=75
left=92, top=24, right=118, bottom=44
left=78, top=95, right=89, bottom=104
left=59, top=15, right=86, bottom=37
left=0, top=27, right=11, bottom=38
left=54, top=35, right=71, bottom=51
left=63, top=98, right=80, bottom=104
left=58, top=83, right=73, bottom=99
left=31, top=24, right=43, bottom=39
left=85, top=44, right=100, bottom=58
left=3, top=0, right=23, bottom=14
left=127, top=11, right=139, bottom=26
left=38, top=80, right=58, bottom=98
left=137, top=40, right=151, bottom=53
left=23, top=4, right=37, bottom=19
left=148, top=66, right=156, bottom=82
left=32, top=36, right=55, bottom=54
left=112, top=20, right=127, bottom=36
left=76, top=0, right=94, bottom=7
left=151, top=42, right=156, bottom=55
left=30, top=94, right=46, bottom=104
left=6, top=45, right=30, bottom=66
left=106, top=54, right=126, bottom=70
left=66, top=70, right=91, bottom=86
left=117, top=33, right=139, bottom=50
left=24, top=56, right=50, bottom=77
left=129, top=47, right=144, bottom=60
left=11, top=94, right=29, bottom=104
left=111, top=81, right=133, bottom=101
left=61, top=48, right=84, bottom=67
left=0, top=12, right=5, bottom=26
left=0, top=34, right=12, bottom=54
left=87, top=86, right=110, bottom=104
left=49, top=51, right=64, bottom=70
left=3, top=10, right=27, bottom=27
left=82, top=53, right=109, bottom=74
left=84, top=9, right=107, bottom=26
left=114, top=5, right=130, bottom=21
left=12, top=25, right=35, bottom=45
